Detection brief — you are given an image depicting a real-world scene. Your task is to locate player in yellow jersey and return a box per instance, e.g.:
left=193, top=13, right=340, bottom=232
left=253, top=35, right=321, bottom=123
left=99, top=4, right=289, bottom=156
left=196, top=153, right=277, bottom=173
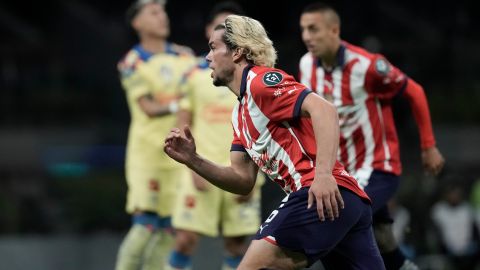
left=165, top=3, right=263, bottom=270
left=115, top=1, right=195, bottom=270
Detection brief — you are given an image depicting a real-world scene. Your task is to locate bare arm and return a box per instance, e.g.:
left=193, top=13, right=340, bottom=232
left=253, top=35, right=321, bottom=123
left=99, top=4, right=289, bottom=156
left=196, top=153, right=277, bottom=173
left=164, top=126, right=258, bottom=195
left=301, top=93, right=344, bottom=221
left=137, top=94, right=179, bottom=118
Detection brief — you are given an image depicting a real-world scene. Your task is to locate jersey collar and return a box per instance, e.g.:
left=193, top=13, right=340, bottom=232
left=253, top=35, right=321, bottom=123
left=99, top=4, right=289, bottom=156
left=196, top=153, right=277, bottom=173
left=238, top=65, right=254, bottom=102
left=316, top=43, right=346, bottom=71
left=134, top=42, right=177, bottom=61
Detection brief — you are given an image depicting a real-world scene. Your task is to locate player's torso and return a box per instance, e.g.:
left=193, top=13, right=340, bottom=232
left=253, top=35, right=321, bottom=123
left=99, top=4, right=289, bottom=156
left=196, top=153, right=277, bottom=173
left=121, top=46, right=195, bottom=168
left=299, top=44, right=400, bottom=181
left=190, top=68, right=237, bottom=164
left=232, top=67, right=316, bottom=193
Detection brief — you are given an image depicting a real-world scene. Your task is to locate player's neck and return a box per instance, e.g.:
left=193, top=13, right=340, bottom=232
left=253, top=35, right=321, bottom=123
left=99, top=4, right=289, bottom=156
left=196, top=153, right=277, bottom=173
left=140, top=37, right=167, bottom=54
left=320, top=42, right=341, bottom=70
left=228, top=62, right=249, bottom=97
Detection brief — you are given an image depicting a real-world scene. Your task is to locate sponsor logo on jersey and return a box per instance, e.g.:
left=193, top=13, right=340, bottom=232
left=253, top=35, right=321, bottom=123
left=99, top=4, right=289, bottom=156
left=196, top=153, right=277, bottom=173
left=263, top=71, right=283, bottom=86
left=149, top=179, right=159, bottom=191
left=374, top=58, right=390, bottom=76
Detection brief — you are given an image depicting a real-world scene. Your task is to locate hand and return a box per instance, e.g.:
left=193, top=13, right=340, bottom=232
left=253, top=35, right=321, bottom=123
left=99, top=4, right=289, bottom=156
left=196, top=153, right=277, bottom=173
left=192, top=172, right=209, bottom=191
left=421, top=146, right=445, bottom=176
left=164, top=125, right=197, bottom=165
left=308, top=173, right=344, bottom=221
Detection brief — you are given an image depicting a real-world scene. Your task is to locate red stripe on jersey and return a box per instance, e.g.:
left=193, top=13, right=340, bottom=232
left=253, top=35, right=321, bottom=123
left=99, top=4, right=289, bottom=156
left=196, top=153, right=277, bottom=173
left=310, top=59, right=317, bottom=91
left=379, top=105, right=402, bottom=174
left=365, top=99, right=387, bottom=171
left=339, top=135, right=349, bottom=169
left=242, top=92, right=261, bottom=148
left=324, top=71, right=333, bottom=97
left=341, top=59, right=358, bottom=105
left=352, top=127, right=366, bottom=170
left=263, top=237, right=277, bottom=245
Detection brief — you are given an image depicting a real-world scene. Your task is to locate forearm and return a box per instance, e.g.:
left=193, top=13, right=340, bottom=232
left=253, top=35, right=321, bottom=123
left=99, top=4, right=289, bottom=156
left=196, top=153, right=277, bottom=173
left=186, top=153, right=255, bottom=195
left=403, top=79, right=436, bottom=149
left=138, top=94, right=179, bottom=118
left=310, top=101, right=339, bottom=174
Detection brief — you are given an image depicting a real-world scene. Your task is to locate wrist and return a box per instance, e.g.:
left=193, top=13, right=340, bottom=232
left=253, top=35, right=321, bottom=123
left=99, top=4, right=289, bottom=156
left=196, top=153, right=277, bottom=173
left=187, top=152, right=202, bottom=169
left=168, top=101, right=179, bottom=113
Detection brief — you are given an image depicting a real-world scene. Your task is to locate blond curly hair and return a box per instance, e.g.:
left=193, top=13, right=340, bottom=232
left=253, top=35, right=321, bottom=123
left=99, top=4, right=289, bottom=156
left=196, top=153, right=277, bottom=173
left=215, top=15, right=277, bottom=67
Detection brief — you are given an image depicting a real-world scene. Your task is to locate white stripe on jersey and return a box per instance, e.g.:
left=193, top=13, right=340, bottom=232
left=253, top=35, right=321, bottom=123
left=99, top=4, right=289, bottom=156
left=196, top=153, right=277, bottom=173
left=232, top=71, right=302, bottom=192
left=375, top=99, right=393, bottom=171
left=300, top=46, right=389, bottom=183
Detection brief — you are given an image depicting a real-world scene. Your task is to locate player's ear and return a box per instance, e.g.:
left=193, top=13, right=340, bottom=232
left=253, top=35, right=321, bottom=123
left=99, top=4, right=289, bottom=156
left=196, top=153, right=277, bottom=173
left=232, top=47, right=245, bottom=63
left=331, top=23, right=340, bottom=36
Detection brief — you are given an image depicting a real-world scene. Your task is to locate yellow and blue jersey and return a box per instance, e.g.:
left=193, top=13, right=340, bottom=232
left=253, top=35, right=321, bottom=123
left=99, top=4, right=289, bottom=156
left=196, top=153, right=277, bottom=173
left=118, top=43, right=196, bottom=170
left=179, top=58, right=236, bottom=165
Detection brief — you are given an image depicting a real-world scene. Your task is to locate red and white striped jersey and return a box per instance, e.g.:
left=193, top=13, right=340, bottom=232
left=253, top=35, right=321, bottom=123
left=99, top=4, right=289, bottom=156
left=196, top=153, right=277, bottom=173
left=299, top=41, right=407, bottom=187
left=231, top=65, right=369, bottom=200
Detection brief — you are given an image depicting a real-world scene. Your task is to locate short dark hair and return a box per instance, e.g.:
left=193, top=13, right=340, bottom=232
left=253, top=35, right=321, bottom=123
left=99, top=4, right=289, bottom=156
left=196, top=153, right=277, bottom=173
left=302, top=2, right=340, bottom=26
left=302, top=2, right=335, bottom=14
left=125, top=0, right=166, bottom=24
left=206, top=1, right=245, bottom=25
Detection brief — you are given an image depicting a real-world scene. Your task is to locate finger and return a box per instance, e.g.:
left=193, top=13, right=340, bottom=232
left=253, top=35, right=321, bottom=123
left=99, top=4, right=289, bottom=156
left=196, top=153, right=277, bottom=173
left=335, top=189, right=344, bottom=209
left=307, top=190, right=314, bottom=209
left=322, top=194, right=333, bottom=221
left=316, top=196, right=325, bottom=221
left=184, top=125, right=193, bottom=140
left=330, top=192, right=339, bottom=219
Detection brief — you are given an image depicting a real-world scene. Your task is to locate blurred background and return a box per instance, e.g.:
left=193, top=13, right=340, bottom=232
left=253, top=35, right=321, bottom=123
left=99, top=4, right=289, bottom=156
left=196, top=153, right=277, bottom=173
left=0, top=0, right=479, bottom=269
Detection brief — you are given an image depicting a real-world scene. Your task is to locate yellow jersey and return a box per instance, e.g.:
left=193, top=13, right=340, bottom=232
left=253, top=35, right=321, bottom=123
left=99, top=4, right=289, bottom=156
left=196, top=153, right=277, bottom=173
left=118, top=43, right=196, bottom=170
left=179, top=59, right=235, bottom=165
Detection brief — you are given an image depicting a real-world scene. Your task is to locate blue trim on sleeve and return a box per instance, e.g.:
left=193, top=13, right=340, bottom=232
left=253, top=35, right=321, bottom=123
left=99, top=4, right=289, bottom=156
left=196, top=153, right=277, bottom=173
left=293, top=89, right=313, bottom=119
left=230, top=144, right=247, bottom=152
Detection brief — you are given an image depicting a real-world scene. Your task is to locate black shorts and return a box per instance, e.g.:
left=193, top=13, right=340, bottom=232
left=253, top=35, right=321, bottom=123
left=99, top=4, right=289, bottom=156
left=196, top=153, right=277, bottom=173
left=364, top=170, right=400, bottom=224
left=255, top=187, right=384, bottom=269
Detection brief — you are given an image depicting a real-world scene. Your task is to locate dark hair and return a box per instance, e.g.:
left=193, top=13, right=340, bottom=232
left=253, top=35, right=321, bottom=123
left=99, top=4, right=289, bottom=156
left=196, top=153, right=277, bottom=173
left=125, top=0, right=166, bottom=24
left=302, top=2, right=340, bottom=26
left=302, top=2, right=336, bottom=14
left=206, top=1, right=245, bottom=25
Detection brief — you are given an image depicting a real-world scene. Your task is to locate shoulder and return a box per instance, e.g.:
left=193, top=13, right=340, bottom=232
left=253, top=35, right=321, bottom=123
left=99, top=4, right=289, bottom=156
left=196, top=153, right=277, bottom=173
left=299, top=52, right=314, bottom=65
left=117, top=47, right=144, bottom=77
left=250, top=66, right=292, bottom=88
left=248, top=66, right=304, bottom=98
left=181, top=57, right=209, bottom=82
left=167, top=42, right=195, bottom=57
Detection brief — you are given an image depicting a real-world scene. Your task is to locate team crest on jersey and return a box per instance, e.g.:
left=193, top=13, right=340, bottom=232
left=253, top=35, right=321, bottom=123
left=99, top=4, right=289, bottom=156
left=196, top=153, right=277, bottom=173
left=374, top=59, right=390, bottom=76
left=263, top=71, right=283, bottom=86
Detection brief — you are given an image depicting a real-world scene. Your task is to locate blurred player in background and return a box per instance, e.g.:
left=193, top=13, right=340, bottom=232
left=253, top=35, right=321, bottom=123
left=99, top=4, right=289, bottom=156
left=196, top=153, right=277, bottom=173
left=115, top=0, right=195, bottom=269
left=165, top=15, right=384, bottom=270
left=298, top=3, right=445, bottom=269
left=165, top=3, right=263, bottom=270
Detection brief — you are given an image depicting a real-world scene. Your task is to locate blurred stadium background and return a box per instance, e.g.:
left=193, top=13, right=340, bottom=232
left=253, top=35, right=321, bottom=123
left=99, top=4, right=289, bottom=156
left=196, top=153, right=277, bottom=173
left=0, top=0, right=479, bottom=269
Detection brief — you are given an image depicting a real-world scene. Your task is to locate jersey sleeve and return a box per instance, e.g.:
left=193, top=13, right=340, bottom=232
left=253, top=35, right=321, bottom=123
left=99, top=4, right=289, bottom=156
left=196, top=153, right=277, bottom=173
left=230, top=129, right=246, bottom=152
left=364, top=54, right=407, bottom=99
left=250, top=71, right=312, bottom=122
left=117, top=54, right=152, bottom=101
